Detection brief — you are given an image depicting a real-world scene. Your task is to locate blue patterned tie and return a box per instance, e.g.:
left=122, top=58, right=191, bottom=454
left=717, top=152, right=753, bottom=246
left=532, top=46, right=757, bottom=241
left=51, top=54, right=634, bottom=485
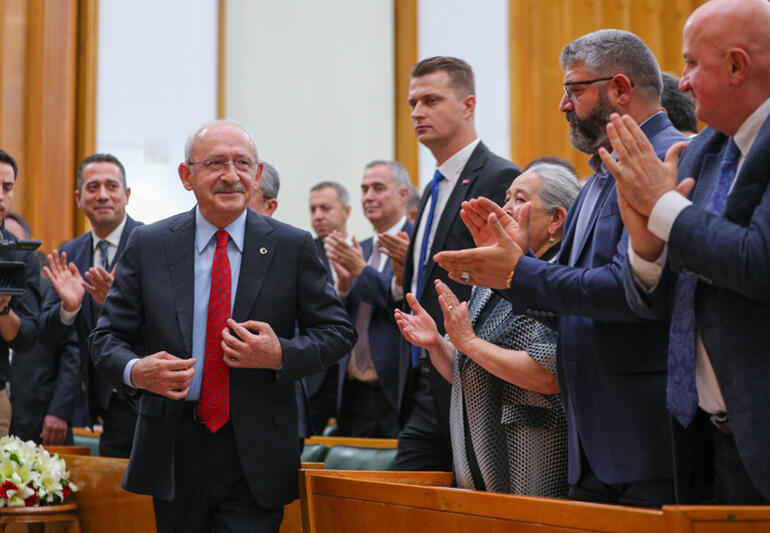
left=97, top=240, right=110, bottom=270
left=667, top=139, right=740, bottom=427
left=411, top=170, right=444, bottom=367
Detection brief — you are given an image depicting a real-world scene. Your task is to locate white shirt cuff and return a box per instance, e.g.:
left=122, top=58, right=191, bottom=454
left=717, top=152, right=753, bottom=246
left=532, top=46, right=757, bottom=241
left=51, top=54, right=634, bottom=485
left=391, top=278, right=404, bottom=301
left=59, top=304, right=80, bottom=326
left=123, top=358, right=140, bottom=388
left=627, top=242, right=666, bottom=292
left=648, top=190, right=692, bottom=241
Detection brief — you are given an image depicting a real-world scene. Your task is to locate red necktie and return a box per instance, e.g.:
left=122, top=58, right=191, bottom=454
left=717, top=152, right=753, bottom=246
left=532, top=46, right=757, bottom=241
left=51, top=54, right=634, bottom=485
left=198, top=230, right=231, bottom=432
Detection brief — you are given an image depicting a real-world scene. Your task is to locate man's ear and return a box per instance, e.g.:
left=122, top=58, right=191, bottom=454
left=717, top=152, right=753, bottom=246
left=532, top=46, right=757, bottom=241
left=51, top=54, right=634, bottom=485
left=461, top=94, right=476, bottom=119
left=611, top=74, right=634, bottom=105
left=178, top=162, right=194, bottom=191
left=727, top=47, right=749, bottom=83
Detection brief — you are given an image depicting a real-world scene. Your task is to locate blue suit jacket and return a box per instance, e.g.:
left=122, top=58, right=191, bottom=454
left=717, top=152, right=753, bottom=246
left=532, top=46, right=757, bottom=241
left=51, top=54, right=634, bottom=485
left=502, top=112, right=688, bottom=485
left=89, top=208, right=355, bottom=506
left=338, top=220, right=413, bottom=411
left=623, top=114, right=770, bottom=500
left=39, top=216, right=143, bottom=425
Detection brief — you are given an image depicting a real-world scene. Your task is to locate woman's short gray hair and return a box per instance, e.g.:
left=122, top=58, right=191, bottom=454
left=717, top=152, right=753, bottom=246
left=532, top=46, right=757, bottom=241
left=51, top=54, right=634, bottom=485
left=528, top=162, right=581, bottom=213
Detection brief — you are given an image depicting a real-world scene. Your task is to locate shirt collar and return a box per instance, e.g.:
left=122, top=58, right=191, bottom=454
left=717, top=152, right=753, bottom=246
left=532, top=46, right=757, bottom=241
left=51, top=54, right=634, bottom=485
left=437, top=138, right=481, bottom=183
left=374, top=215, right=407, bottom=246
left=733, top=97, right=770, bottom=157
left=195, top=207, right=247, bottom=255
left=91, top=215, right=127, bottom=250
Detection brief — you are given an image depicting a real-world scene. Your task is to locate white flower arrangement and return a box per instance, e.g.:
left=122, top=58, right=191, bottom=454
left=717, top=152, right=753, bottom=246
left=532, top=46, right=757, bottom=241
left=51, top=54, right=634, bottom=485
left=0, top=436, right=78, bottom=507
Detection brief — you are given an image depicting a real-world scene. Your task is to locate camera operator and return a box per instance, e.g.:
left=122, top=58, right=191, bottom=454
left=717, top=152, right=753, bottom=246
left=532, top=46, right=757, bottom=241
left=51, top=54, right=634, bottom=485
left=0, top=150, right=42, bottom=435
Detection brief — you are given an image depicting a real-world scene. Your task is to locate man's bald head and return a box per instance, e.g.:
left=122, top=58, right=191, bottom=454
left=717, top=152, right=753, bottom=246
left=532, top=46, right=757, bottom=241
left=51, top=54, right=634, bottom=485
left=682, top=0, right=770, bottom=134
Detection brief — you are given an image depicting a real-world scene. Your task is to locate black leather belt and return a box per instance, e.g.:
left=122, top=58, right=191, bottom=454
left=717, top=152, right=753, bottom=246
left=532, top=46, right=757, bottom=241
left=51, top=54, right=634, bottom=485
left=709, top=412, right=732, bottom=434
left=182, top=402, right=204, bottom=425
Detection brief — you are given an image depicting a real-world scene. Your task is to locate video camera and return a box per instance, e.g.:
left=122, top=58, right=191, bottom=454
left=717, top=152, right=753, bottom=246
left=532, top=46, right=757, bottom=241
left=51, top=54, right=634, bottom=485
left=0, top=238, right=41, bottom=295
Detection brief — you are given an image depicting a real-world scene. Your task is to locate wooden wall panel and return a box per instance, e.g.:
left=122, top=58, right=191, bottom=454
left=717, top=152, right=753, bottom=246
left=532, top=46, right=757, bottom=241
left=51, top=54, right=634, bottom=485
left=510, top=0, right=706, bottom=177
left=0, top=0, right=95, bottom=250
left=24, top=0, right=78, bottom=251
left=394, top=0, right=418, bottom=186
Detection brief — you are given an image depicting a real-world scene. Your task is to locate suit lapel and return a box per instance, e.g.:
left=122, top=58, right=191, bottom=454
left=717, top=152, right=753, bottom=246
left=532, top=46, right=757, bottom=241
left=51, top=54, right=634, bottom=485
left=165, top=210, right=196, bottom=355
left=569, top=173, right=614, bottom=266
left=232, top=211, right=277, bottom=321
left=422, top=143, right=487, bottom=286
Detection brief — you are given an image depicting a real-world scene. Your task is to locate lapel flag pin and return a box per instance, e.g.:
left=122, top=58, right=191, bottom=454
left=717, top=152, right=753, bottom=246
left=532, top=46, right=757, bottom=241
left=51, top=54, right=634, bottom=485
left=259, top=247, right=268, bottom=255
left=462, top=179, right=471, bottom=184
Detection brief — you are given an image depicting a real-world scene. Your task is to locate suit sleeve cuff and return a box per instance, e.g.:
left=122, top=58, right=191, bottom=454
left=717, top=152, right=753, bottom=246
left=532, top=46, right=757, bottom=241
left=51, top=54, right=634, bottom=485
left=123, top=358, right=140, bottom=388
left=627, top=241, right=666, bottom=292
left=59, top=304, right=80, bottom=326
left=648, top=190, right=692, bottom=241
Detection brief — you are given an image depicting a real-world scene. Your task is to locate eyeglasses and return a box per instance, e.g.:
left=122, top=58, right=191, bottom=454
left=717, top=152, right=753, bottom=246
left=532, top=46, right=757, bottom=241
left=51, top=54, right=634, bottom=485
left=563, top=76, right=615, bottom=99
left=188, top=159, right=255, bottom=173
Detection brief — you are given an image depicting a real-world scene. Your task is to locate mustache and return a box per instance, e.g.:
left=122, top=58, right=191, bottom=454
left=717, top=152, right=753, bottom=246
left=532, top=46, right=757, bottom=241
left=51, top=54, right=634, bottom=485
left=212, top=182, right=246, bottom=193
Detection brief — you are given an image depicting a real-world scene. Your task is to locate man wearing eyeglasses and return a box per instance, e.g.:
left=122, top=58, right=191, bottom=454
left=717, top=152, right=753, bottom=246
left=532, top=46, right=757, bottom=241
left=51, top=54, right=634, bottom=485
left=435, top=30, right=687, bottom=507
left=40, top=153, right=141, bottom=458
left=90, top=121, right=355, bottom=532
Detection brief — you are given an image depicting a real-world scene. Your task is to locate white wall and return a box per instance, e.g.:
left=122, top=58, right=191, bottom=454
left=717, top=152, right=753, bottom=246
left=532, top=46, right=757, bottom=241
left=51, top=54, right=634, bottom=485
left=226, top=0, right=394, bottom=239
left=97, top=0, right=219, bottom=225
left=417, top=0, right=510, bottom=188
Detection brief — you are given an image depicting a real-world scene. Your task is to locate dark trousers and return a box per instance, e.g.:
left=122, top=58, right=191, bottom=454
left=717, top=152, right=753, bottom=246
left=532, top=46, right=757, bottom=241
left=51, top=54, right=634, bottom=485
left=338, top=378, right=399, bottom=438
left=308, top=365, right=338, bottom=434
left=98, top=392, right=137, bottom=458
left=568, top=444, right=675, bottom=508
left=153, top=407, right=284, bottom=533
left=712, top=423, right=769, bottom=504
left=395, top=372, right=452, bottom=471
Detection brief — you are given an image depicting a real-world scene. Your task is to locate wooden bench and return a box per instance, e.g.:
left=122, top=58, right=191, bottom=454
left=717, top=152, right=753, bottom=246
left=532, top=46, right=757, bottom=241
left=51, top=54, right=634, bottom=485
left=299, top=469, right=770, bottom=533
left=60, top=454, right=155, bottom=533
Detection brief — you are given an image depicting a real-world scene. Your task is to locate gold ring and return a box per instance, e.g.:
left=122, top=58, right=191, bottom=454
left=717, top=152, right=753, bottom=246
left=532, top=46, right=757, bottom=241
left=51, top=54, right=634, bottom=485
left=448, top=305, right=454, bottom=310
left=460, top=271, right=471, bottom=282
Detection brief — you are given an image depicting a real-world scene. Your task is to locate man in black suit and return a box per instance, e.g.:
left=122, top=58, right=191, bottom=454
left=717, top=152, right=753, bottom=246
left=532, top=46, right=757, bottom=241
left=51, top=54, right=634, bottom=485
left=6, top=212, right=79, bottom=445
left=392, top=57, right=520, bottom=471
left=305, top=180, right=351, bottom=433
left=325, top=160, right=413, bottom=438
left=90, top=121, right=354, bottom=532
left=40, top=153, right=141, bottom=457
left=0, top=150, right=41, bottom=437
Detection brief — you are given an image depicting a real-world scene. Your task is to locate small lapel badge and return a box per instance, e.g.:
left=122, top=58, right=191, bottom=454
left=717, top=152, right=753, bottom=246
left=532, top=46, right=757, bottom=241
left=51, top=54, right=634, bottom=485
left=462, top=178, right=471, bottom=185
left=259, top=247, right=268, bottom=255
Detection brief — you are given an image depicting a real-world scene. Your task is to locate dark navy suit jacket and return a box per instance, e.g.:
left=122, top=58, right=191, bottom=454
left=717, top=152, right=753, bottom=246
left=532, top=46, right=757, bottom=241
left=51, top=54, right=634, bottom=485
left=337, top=220, right=413, bottom=411
left=89, top=208, right=355, bottom=506
left=38, top=215, right=142, bottom=426
left=623, top=113, right=770, bottom=500
left=501, top=112, right=688, bottom=485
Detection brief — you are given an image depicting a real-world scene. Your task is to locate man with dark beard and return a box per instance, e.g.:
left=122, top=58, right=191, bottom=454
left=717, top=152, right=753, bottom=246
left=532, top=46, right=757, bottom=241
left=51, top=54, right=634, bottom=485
left=434, top=30, right=688, bottom=507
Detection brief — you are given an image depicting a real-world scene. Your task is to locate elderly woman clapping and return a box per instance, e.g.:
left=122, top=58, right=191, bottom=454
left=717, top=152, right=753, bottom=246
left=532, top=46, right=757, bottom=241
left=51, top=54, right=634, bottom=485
left=395, top=162, right=580, bottom=496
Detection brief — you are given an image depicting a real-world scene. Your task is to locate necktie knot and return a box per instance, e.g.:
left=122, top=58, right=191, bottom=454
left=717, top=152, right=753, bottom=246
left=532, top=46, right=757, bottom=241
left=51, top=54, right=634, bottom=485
left=433, top=169, right=445, bottom=186
left=97, top=240, right=110, bottom=270
left=724, top=139, right=740, bottom=164
left=215, top=230, right=230, bottom=250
